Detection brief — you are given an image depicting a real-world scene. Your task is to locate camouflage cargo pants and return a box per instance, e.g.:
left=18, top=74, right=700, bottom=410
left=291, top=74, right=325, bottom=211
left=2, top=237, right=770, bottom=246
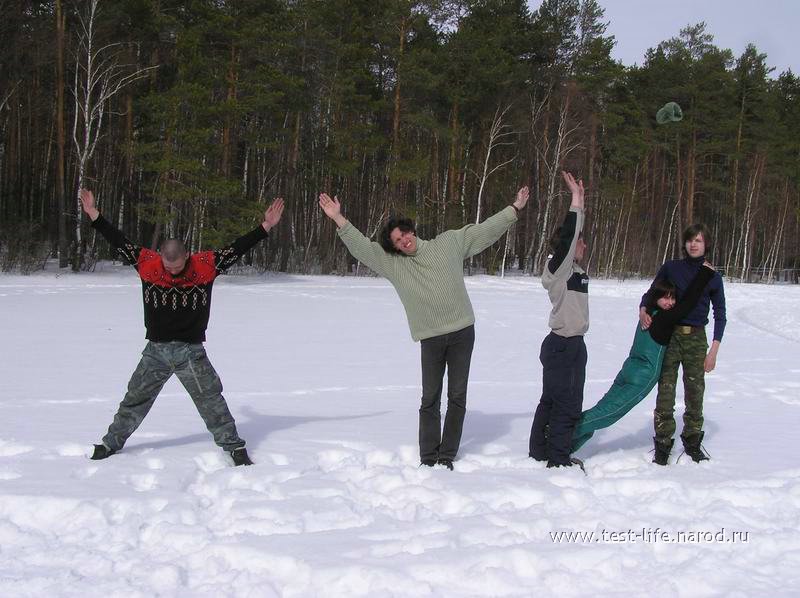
left=654, top=327, right=708, bottom=442
left=102, top=341, right=245, bottom=452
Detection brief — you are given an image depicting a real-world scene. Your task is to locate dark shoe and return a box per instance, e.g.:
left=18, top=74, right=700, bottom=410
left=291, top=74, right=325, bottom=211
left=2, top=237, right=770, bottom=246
left=90, top=444, right=116, bottom=460
left=681, top=432, right=710, bottom=463
left=653, top=437, right=673, bottom=466
left=230, top=447, right=253, bottom=466
left=436, top=458, right=454, bottom=471
left=546, top=459, right=573, bottom=468
left=420, top=459, right=436, bottom=467
left=570, top=457, right=586, bottom=474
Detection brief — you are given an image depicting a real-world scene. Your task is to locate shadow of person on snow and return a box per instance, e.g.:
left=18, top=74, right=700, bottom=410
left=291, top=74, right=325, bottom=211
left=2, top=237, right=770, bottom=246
left=458, top=410, right=532, bottom=454
left=126, top=406, right=391, bottom=452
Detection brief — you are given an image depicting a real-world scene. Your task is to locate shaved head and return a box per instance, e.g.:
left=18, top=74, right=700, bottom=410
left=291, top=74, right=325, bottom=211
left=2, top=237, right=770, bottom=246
left=160, top=239, right=189, bottom=274
left=161, top=239, right=187, bottom=262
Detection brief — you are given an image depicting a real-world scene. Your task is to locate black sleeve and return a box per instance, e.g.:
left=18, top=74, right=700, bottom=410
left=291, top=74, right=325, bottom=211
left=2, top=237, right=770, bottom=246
left=548, top=211, right=577, bottom=275
left=660, top=266, right=715, bottom=327
left=213, top=226, right=269, bottom=273
left=640, top=262, right=669, bottom=308
left=90, top=215, right=142, bottom=266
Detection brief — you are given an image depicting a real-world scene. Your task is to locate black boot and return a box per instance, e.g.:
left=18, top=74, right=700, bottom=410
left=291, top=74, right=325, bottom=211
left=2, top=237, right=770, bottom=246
left=436, top=458, right=454, bottom=471
left=653, top=437, right=673, bottom=466
left=90, top=444, right=116, bottom=460
left=681, top=432, right=710, bottom=463
left=230, top=447, right=253, bottom=466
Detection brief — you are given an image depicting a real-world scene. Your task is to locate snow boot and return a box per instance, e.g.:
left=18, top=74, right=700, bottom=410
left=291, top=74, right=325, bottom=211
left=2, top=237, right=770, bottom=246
left=90, top=444, right=116, bottom=460
left=436, top=458, right=454, bottom=471
left=681, top=431, right=710, bottom=463
left=230, top=447, right=253, bottom=466
left=652, top=437, right=673, bottom=466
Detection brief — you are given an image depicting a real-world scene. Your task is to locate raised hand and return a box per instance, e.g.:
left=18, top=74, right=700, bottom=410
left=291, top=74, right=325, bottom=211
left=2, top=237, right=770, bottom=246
left=318, top=192, right=348, bottom=228
left=262, top=197, right=285, bottom=232
left=79, top=188, right=100, bottom=221
left=513, top=186, right=530, bottom=210
left=562, top=171, right=585, bottom=210
left=318, top=193, right=341, bottom=218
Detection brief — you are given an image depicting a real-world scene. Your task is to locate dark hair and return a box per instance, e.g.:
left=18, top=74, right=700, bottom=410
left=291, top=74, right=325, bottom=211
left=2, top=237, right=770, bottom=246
left=160, top=238, right=188, bottom=262
left=644, top=278, right=676, bottom=311
left=379, top=217, right=416, bottom=254
left=682, top=223, right=712, bottom=256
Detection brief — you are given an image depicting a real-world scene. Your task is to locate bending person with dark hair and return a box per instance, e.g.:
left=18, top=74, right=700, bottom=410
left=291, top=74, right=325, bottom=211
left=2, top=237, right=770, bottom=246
left=571, top=262, right=716, bottom=456
left=319, top=187, right=529, bottom=470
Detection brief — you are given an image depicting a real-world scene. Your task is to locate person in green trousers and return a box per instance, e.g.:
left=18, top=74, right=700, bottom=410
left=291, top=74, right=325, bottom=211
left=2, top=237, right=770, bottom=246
left=572, top=262, right=716, bottom=458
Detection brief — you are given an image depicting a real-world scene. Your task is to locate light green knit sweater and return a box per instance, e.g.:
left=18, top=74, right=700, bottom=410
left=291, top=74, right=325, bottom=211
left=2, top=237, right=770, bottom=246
left=337, top=206, right=518, bottom=341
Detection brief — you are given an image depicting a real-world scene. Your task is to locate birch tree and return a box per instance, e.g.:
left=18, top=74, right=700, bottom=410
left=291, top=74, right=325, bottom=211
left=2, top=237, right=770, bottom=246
left=71, top=0, right=155, bottom=268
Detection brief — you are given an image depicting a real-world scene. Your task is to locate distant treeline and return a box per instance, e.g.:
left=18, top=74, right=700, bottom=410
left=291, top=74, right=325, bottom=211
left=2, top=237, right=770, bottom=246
left=1, top=0, right=798, bottom=280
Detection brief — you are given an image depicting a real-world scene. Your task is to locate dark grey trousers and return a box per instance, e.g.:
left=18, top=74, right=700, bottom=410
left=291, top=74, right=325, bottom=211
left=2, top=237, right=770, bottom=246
left=102, top=341, right=245, bottom=452
left=419, top=325, right=475, bottom=462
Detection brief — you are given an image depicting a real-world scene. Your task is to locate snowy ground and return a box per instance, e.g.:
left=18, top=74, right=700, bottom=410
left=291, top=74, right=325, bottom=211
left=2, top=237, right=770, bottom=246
left=1, top=264, right=799, bottom=597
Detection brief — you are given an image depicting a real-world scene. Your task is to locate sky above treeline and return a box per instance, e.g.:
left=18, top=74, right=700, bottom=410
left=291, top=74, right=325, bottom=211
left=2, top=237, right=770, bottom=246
left=530, top=0, right=798, bottom=77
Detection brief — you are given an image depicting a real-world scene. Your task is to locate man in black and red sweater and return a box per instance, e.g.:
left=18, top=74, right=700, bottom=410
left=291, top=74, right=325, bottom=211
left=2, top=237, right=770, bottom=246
left=80, top=189, right=284, bottom=466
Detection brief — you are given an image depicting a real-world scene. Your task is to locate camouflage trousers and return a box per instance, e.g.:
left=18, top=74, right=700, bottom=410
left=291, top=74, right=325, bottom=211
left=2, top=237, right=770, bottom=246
left=654, top=327, right=708, bottom=442
left=102, top=341, right=245, bottom=452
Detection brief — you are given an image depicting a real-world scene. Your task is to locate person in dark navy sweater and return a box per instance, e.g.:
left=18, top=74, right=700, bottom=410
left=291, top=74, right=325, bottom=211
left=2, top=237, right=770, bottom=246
left=79, top=189, right=284, bottom=466
left=639, top=224, right=726, bottom=464
left=572, top=262, right=715, bottom=455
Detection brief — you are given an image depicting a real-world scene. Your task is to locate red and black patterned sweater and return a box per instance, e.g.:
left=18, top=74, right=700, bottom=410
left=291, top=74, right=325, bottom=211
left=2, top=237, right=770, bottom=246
left=91, top=215, right=268, bottom=343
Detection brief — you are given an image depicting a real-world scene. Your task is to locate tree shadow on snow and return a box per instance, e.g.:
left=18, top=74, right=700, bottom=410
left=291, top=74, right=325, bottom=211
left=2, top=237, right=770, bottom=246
left=126, top=406, right=391, bottom=452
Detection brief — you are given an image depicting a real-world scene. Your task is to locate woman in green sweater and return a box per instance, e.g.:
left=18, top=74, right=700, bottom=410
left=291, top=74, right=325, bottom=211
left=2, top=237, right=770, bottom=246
left=319, top=188, right=529, bottom=469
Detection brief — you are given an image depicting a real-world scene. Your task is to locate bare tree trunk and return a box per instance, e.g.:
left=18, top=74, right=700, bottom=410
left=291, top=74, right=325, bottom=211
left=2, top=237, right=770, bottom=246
left=221, top=42, right=237, bottom=178
left=735, top=154, right=764, bottom=279
left=763, top=179, right=790, bottom=282
left=531, top=92, right=579, bottom=274
left=474, top=103, right=516, bottom=224
left=71, top=0, right=156, bottom=269
left=56, top=0, right=68, bottom=267
left=726, top=93, right=746, bottom=271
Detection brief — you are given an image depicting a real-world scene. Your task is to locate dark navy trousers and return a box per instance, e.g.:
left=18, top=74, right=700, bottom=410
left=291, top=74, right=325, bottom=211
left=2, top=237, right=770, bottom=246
left=529, top=332, right=587, bottom=466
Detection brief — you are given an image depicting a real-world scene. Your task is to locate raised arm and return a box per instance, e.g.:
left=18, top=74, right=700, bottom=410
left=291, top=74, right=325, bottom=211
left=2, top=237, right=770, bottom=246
left=215, top=198, right=284, bottom=273
left=547, top=172, right=585, bottom=278
left=461, top=186, right=527, bottom=258
left=319, top=192, right=393, bottom=277
left=81, top=188, right=142, bottom=266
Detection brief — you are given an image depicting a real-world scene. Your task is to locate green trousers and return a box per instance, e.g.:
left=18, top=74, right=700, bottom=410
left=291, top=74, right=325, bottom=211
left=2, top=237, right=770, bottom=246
left=654, top=328, right=707, bottom=441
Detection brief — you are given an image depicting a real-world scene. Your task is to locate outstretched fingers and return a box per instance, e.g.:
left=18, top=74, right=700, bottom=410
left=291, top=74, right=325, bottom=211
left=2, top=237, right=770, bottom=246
left=318, top=192, right=341, bottom=218
left=267, top=197, right=285, bottom=216
left=561, top=171, right=583, bottom=193
left=79, top=188, right=95, bottom=212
